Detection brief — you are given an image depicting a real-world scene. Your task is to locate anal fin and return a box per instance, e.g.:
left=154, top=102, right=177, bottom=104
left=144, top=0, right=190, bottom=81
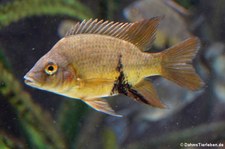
left=83, top=98, right=122, bottom=117
left=128, top=79, right=166, bottom=108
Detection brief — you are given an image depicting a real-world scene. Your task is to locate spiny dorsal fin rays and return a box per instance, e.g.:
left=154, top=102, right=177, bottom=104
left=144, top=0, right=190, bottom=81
left=127, top=18, right=161, bottom=51
left=65, top=17, right=161, bottom=51
left=78, top=19, right=92, bottom=33
left=92, top=20, right=109, bottom=33
left=88, top=19, right=101, bottom=33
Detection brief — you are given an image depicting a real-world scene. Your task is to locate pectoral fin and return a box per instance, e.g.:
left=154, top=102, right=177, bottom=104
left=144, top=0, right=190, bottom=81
left=84, top=98, right=122, bottom=117
left=128, top=79, right=166, bottom=108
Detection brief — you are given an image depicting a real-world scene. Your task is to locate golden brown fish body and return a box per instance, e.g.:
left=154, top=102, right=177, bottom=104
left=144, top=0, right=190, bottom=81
left=24, top=18, right=203, bottom=116
left=52, top=35, right=160, bottom=98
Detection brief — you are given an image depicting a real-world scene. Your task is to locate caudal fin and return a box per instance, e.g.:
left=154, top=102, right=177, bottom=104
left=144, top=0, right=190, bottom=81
left=161, top=37, right=204, bottom=90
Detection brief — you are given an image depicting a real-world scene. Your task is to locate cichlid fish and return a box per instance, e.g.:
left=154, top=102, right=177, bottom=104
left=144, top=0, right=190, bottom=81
left=124, top=0, right=191, bottom=47
left=24, top=17, right=203, bottom=117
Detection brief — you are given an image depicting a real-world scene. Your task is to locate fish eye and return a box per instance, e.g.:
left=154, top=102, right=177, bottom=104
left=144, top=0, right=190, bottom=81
left=45, top=63, right=58, bottom=75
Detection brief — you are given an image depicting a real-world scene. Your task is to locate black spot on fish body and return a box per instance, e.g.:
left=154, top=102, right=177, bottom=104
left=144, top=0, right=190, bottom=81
left=111, top=71, right=130, bottom=95
left=111, top=54, right=129, bottom=95
left=116, top=54, right=123, bottom=72
left=111, top=54, right=149, bottom=104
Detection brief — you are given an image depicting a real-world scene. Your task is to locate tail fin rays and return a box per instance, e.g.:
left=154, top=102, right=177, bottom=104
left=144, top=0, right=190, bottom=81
left=161, top=37, right=204, bottom=90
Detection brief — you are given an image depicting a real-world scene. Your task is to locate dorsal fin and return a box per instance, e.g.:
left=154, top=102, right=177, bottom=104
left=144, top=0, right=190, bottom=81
left=65, top=17, right=161, bottom=51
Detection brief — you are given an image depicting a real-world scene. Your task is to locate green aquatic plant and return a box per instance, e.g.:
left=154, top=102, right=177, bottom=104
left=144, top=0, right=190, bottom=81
left=0, top=62, right=66, bottom=149
left=57, top=100, right=89, bottom=147
left=0, top=0, right=93, bottom=28
left=0, top=49, right=11, bottom=69
left=0, top=131, right=25, bottom=149
left=97, top=0, right=119, bottom=19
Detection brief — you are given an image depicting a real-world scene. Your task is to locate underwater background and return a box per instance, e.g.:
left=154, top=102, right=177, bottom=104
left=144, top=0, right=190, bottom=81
left=0, top=0, right=225, bottom=148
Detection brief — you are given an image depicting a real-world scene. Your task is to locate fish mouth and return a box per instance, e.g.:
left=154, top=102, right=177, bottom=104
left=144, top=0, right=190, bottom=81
left=24, top=75, right=40, bottom=87
left=24, top=77, right=34, bottom=84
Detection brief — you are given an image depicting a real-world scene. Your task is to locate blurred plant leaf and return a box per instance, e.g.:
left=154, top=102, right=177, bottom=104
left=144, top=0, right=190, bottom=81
left=0, top=48, right=11, bottom=70
left=98, top=0, right=119, bottom=19
left=57, top=100, right=88, bottom=148
left=0, top=62, right=66, bottom=149
left=0, top=0, right=93, bottom=28
left=0, top=131, right=25, bottom=149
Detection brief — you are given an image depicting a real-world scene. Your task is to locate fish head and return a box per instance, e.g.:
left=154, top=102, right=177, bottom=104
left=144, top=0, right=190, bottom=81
left=24, top=52, right=76, bottom=93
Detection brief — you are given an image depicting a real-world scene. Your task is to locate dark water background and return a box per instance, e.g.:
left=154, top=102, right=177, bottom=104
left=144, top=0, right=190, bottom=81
left=0, top=0, right=225, bottom=149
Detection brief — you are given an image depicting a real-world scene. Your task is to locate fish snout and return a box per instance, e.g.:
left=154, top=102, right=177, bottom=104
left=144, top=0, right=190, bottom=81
left=24, top=75, right=34, bottom=85
left=24, top=72, right=41, bottom=87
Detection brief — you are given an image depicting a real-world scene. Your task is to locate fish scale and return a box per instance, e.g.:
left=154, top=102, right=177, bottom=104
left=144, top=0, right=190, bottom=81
left=58, top=34, right=149, bottom=83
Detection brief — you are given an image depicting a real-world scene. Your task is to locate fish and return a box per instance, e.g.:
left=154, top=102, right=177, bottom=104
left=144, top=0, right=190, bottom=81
left=124, top=0, right=191, bottom=48
left=24, top=17, right=203, bottom=117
